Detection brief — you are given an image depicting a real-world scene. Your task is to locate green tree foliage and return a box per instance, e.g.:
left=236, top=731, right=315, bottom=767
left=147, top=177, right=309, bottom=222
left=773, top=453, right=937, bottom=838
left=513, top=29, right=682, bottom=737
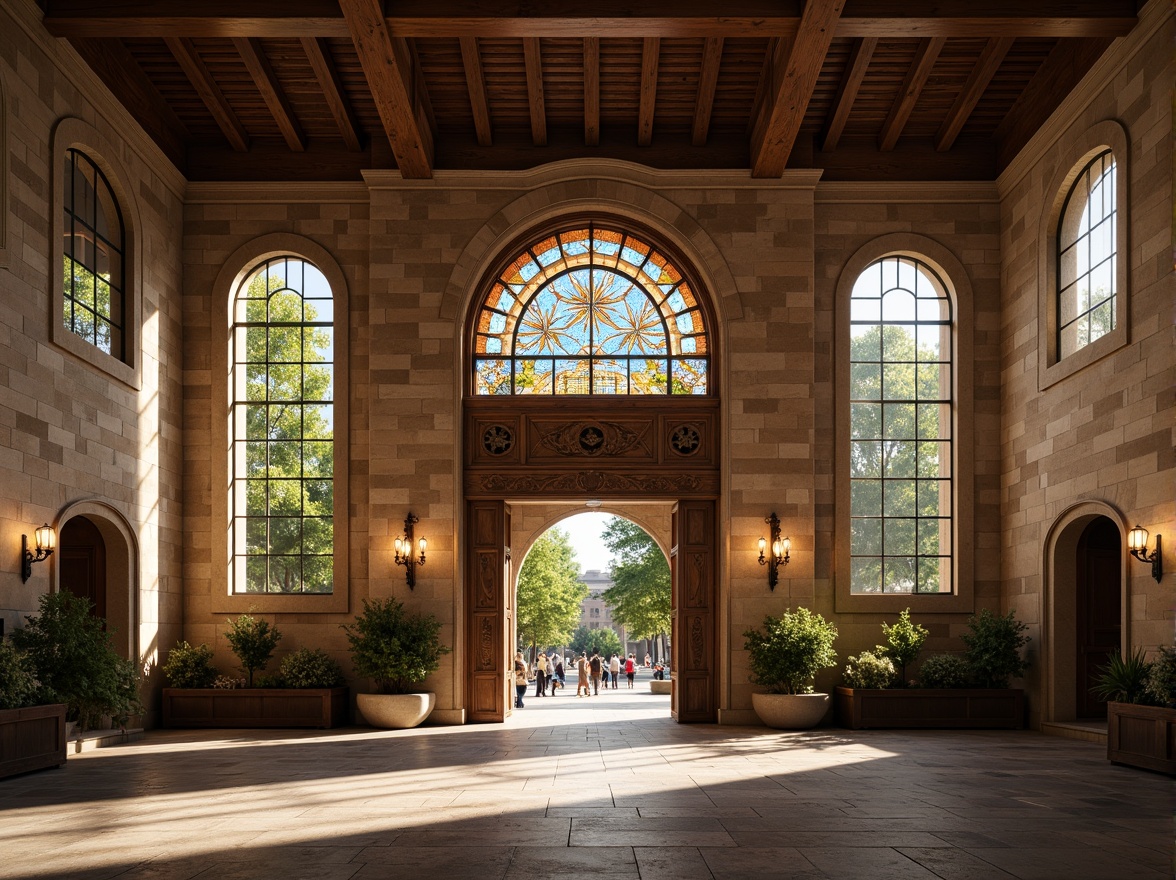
left=881, top=608, right=929, bottom=683
left=0, top=638, right=40, bottom=710
left=961, top=610, right=1029, bottom=688
left=224, top=613, right=282, bottom=687
left=162, top=641, right=219, bottom=688
left=601, top=517, right=671, bottom=643
left=238, top=266, right=334, bottom=594
left=342, top=598, right=450, bottom=694
left=850, top=323, right=950, bottom=594
left=743, top=608, right=839, bottom=695
left=278, top=647, right=346, bottom=689
left=569, top=624, right=623, bottom=660
left=516, top=528, right=587, bottom=657
left=843, top=647, right=896, bottom=689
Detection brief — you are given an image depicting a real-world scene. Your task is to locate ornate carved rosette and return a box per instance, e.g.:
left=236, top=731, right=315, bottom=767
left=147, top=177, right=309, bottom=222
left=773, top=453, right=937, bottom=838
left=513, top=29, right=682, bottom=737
left=670, top=423, right=702, bottom=456
left=482, top=424, right=514, bottom=455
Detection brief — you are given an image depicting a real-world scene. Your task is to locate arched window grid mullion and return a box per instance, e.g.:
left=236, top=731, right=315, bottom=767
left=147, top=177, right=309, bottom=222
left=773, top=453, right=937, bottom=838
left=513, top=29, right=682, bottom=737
left=1056, top=149, right=1116, bottom=360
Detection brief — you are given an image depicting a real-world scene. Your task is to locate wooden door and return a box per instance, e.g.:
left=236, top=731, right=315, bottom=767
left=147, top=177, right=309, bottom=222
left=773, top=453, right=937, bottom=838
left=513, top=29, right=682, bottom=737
left=671, top=500, right=716, bottom=722
left=60, top=516, right=106, bottom=620
left=466, top=500, right=511, bottom=722
left=1076, top=517, right=1121, bottom=719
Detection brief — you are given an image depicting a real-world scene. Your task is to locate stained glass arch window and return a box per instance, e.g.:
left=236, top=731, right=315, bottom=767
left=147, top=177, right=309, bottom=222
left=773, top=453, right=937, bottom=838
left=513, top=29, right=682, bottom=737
left=473, top=223, right=710, bottom=395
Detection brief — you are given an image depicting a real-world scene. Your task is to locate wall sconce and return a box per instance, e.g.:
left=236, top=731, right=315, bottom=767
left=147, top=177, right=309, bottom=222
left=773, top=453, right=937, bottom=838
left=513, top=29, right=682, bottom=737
left=394, top=513, right=427, bottom=589
left=758, top=512, right=790, bottom=590
left=21, top=523, right=56, bottom=583
left=1127, top=525, right=1162, bottom=582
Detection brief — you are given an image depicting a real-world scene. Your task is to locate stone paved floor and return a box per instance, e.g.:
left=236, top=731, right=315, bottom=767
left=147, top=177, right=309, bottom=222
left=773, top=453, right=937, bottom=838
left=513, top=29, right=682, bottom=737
left=1, top=686, right=1172, bottom=880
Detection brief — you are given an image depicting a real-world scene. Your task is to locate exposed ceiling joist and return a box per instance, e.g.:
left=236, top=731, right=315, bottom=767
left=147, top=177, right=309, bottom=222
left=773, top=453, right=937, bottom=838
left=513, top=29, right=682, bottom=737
left=822, top=36, right=876, bottom=152
left=41, top=0, right=1137, bottom=39
left=936, top=37, right=1014, bottom=152
left=878, top=36, right=944, bottom=151
left=460, top=37, right=493, bottom=147
left=691, top=37, right=724, bottom=147
left=300, top=37, right=363, bottom=151
left=584, top=37, right=600, bottom=147
left=523, top=38, right=547, bottom=147
left=233, top=37, right=306, bottom=152
left=637, top=38, right=661, bottom=148
left=164, top=37, right=250, bottom=152
left=750, top=0, right=845, bottom=178
left=338, top=0, right=434, bottom=178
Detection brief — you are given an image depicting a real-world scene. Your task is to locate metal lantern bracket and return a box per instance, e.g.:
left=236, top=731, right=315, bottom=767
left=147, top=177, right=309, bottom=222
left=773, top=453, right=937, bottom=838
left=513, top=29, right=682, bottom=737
left=758, top=512, right=790, bottom=590
left=394, top=513, right=427, bottom=589
left=21, top=524, right=55, bottom=583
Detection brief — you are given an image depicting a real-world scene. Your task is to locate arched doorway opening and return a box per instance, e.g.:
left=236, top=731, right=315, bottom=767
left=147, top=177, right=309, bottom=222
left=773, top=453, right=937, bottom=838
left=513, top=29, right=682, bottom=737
left=60, top=516, right=107, bottom=622
left=1043, top=502, right=1128, bottom=724
left=463, top=219, right=720, bottom=724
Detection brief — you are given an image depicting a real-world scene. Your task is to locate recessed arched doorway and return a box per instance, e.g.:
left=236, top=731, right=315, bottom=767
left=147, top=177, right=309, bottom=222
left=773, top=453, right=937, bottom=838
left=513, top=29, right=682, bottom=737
left=462, top=219, right=720, bottom=724
left=1074, top=517, right=1121, bottom=719
left=60, top=515, right=108, bottom=621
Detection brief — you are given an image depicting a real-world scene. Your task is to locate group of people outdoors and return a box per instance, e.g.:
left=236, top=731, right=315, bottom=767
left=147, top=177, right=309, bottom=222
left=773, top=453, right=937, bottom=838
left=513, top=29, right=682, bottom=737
left=512, top=650, right=655, bottom=708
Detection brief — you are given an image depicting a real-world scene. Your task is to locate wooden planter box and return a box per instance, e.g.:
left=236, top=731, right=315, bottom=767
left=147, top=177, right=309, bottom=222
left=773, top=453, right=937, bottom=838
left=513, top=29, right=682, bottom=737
left=0, top=704, right=67, bottom=780
left=836, top=686, right=1025, bottom=730
left=162, top=687, right=348, bottom=729
left=1107, top=702, right=1176, bottom=775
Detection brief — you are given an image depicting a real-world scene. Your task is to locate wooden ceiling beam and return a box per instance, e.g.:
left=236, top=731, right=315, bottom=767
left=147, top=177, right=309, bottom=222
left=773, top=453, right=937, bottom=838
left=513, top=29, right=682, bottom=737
left=878, top=36, right=944, bottom=152
left=637, top=38, right=661, bottom=148
left=42, top=1, right=1136, bottom=38
left=233, top=37, right=306, bottom=152
left=164, top=37, right=250, bottom=152
left=935, top=37, right=1013, bottom=152
left=460, top=37, right=493, bottom=147
left=750, top=0, right=845, bottom=179
left=523, top=38, right=547, bottom=147
left=691, top=37, right=724, bottom=147
left=300, top=37, right=363, bottom=152
left=822, top=36, right=876, bottom=152
left=584, top=37, right=600, bottom=147
left=338, top=0, right=435, bottom=177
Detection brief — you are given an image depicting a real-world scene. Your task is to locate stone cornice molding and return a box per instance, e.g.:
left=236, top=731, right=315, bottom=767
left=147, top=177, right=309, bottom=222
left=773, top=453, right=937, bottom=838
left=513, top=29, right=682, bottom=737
left=816, top=181, right=998, bottom=204
left=996, top=0, right=1171, bottom=198
left=184, top=182, right=370, bottom=203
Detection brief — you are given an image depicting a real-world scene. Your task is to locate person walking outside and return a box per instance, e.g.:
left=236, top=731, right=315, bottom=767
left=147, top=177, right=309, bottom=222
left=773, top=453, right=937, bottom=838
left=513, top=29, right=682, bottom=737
left=513, top=652, right=529, bottom=708
left=625, top=653, right=637, bottom=688
left=551, top=656, right=564, bottom=695
left=589, top=651, right=603, bottom=695
left=609, top=654, right=621, bottom=688
left=535, top=651, right=548, bottom=698
left=576, top=653, right=590, bottom=697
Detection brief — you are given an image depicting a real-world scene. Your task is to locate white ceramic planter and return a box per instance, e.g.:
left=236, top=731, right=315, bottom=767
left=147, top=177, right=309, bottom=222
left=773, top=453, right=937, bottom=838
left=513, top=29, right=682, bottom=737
left=751, top=692, right=830, bottom=730
left=357, top=692, right=435, bottom=729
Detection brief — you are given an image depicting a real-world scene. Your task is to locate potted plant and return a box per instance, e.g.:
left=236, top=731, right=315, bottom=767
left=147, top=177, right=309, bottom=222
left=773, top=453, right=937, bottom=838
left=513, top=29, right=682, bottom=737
left=1098, top=647, right=1175, bottom=774
left=836, top=608, right=1028, bottom=730
left=10, top=591, right=142, bottom=735
left=343, top=597, right=450, bottom=729
left=743, top=607, right=838, bottom=729
left=160, top=617, right=348, bottom=729
left=0, top=635, right=66, bottom=780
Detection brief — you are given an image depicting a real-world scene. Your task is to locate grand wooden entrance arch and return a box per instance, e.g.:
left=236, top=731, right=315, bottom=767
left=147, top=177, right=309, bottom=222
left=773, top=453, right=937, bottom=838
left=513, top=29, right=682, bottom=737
left=462, top=220, right=720, bottom=723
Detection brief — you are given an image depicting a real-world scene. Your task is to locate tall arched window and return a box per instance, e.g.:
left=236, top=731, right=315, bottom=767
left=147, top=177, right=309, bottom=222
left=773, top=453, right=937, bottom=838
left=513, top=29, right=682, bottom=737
left=1057, top=150, right=1116, bottom=360
left=849, top=256, right=953, bottom=594
left=472, top=223, right=709, bottom=395
left=62, top=148, right=125, bottom=361
left=230, top=256, right=334, bottom=594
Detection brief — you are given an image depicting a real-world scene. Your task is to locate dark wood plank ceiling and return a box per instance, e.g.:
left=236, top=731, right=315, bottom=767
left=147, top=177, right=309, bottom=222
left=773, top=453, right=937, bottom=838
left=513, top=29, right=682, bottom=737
left=44, top=1, right=1139, bottom=182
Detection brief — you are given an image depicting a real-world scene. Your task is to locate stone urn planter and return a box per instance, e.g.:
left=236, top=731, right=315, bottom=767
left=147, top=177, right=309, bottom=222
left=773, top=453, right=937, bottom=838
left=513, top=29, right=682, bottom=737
left=752, top=692, right=830, bottom=730
left=357, top=692, right=435, bottom=729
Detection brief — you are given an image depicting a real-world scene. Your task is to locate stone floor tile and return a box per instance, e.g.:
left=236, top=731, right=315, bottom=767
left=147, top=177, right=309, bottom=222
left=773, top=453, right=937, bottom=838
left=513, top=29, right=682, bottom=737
left=800, top=846, right=943, bottom=879
left=700, top=846, right=823, bottom=880
left=896, top=847, right=1020, bottom=879
left=961, top=846, right=1170, bottom=880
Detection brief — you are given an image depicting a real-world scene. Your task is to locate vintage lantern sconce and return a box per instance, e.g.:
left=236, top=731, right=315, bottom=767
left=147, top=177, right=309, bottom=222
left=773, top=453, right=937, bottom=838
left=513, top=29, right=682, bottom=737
left=758, top=513, right=790, bottom=590
left=394, top=513, right=427, bottom=589
left=21, top=523, right=56, bottom=583
left=1127, top=525, right=1162, bottom=583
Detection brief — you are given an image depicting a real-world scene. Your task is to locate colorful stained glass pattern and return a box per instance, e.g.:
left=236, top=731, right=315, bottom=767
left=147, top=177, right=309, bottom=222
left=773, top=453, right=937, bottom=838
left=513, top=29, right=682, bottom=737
left=474, top=224, right=709, bottom=395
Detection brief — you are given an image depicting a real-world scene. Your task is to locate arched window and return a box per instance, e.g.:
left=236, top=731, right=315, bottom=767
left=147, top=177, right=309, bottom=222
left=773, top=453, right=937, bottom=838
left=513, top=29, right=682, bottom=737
left=62, top=148, right=125, bottom=360
left=1057, top=150, right=1116, bottom=360
left=229, top=256, right=335, bottom=595
left=472, top=223, right=709, bottom=395
left=848, top=256, right=953, bottom=595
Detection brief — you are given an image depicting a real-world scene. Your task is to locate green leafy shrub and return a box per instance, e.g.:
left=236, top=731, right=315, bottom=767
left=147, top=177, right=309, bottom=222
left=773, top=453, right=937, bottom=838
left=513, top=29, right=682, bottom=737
left=162, top=641, right=218, bottom=688
left=961, top=609, right=1029, bottom=688
left=743, top=607, right=839, bottom=695
left=919, top=654, right=972, bottom=689
left=881, top=608, right=928, bottom=684
left=842, top=647, right=895, bottom=689
left=211, top=675, right=244, bottom=689
left=342, top=598, right=450, bottom=695
left=224, top=613, right=282, bottom=687
left=1145, top=646, right=1176, bottom=708
left=10, top=591, right=140, bottom=729
left=1092, top=649, right=1154, bottom=705
left=0, top=638, right=40, bottom=710
left=279, top=647, right=346, bottom=689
